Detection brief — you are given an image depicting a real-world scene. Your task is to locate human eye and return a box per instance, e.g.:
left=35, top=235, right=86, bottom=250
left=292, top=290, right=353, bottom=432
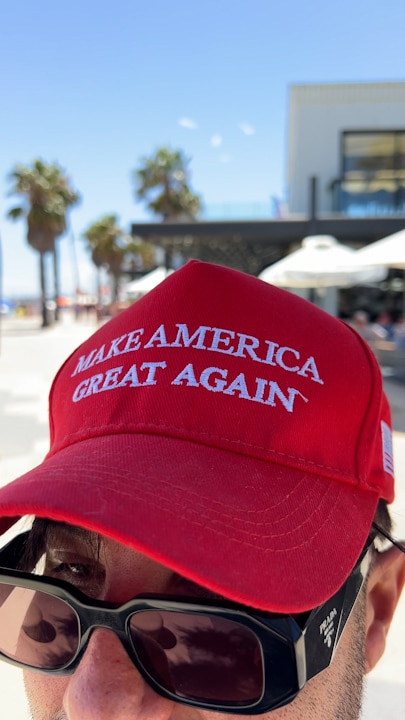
left=51, top=559, right=95, bottom=580
left=44, top=551, right=106, bottom=597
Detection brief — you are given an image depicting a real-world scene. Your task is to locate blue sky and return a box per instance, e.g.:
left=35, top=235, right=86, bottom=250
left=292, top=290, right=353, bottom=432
left=1, top=0, right=405, bottom=297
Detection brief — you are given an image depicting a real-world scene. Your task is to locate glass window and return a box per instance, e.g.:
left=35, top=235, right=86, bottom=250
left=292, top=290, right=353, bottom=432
left=337, top=131, right=405, bottom=215
left=343, top=133, right=397, bottom=175
left=398, top=134, right=405, bottom=170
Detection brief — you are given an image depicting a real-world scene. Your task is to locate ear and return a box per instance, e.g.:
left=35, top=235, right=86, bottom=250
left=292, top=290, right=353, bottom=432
left=364, top=545, right=405, bottom=673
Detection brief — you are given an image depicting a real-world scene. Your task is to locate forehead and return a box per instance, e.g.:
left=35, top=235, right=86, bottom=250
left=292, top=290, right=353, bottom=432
left=41, top=520, right=219, bottom=599
left=45, top=521, right=168, bottom=570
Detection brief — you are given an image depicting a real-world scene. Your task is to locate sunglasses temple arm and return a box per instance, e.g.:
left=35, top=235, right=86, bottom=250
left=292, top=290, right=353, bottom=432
left=372, top=523, right=405, bottom=553
left=303, top=555, right=367, bottom=682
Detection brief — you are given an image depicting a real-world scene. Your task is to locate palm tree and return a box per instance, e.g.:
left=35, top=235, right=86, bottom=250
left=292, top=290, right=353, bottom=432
left=83, top=214, right=135, bottom=303
left=7, top=159, right=80, bottom=326
left=134, top=147, right=201, bottom=221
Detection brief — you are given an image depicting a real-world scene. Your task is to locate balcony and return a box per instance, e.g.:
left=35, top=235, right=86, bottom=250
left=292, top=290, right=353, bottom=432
left=332, top=175, right=405, bottom=217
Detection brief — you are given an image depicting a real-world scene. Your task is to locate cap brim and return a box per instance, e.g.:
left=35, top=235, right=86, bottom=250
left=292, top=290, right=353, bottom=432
left=0, top=433, right=379, bottom=613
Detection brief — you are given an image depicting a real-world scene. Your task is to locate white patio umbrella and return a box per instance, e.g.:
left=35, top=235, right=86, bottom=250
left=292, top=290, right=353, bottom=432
left=259, top=235, right=387, bottom=289
left=353, top=229, right=405, bottom=316
left=354, top=228, right=405, bottom=269
left=124, top=267, right=173, bottom=296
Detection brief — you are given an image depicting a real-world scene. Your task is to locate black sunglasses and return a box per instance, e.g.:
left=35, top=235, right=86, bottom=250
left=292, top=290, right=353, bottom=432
left=0, top=531, right=375, bottom=715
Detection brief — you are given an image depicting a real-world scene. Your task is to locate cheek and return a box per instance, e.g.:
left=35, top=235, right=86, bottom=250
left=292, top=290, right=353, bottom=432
left=24, top=670, right=69, bottom=720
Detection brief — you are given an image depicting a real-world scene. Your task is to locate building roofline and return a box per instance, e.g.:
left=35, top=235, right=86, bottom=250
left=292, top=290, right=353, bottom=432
left=131, top=216, right=405, bottom=244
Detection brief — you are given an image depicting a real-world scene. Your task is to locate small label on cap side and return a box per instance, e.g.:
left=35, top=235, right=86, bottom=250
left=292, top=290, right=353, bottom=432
left=381, top=421, right=394, bottom=477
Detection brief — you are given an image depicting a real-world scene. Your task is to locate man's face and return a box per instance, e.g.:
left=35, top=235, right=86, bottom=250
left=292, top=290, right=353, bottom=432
left=21, top=522, right=370, bottom=720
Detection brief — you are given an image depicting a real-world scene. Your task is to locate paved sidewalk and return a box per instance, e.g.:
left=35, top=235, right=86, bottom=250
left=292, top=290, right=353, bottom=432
left=0, top=314, right=404, bottom=719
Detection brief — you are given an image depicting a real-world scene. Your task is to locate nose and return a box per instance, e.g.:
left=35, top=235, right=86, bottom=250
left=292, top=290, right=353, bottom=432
left=63, top=628, right=175, bottom=720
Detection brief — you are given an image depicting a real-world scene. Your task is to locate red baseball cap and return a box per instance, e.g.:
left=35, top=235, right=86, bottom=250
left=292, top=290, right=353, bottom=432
left=0, top=260, right=395, bottom=612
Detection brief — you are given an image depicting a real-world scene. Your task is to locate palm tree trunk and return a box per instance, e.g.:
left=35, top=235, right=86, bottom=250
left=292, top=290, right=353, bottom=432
left=53, top=243, right=60, bottom=322
left=112, top=273, right=119, bottom=303
left=97, top=268, right=102, bottom=306
left=39, top=252, right=49, bottom=328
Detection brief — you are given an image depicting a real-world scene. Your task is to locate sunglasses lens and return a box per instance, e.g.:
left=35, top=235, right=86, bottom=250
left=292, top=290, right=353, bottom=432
left=0, top=583, right=79, bottom=670
left=129, top=610, right=264, bottom=707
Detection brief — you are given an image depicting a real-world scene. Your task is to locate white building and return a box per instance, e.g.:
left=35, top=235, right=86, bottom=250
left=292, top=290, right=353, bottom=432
left=287, top=81, right=405, bottom=217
